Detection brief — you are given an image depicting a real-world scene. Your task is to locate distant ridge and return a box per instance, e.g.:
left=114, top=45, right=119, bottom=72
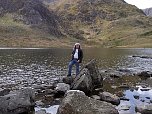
left=0, top=0, right=152, bottom=47
left=143, top=7, right=152, bottom=16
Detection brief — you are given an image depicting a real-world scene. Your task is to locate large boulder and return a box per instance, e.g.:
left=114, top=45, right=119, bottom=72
left=0, top=88, right=35, bottom=114
left=57, top=90, right=119, bottom=114
left=100, top=92, right=120, bottom=105
left=71, top=68, right=93, bottom=94
left=85, top=59, right=103, bottom=87
left=136, top=104, right=152, bottom=114
left=71, top=59, right=103, bottom=94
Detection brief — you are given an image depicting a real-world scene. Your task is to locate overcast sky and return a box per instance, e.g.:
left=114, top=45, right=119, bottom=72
left=124, top=0, right=152, bottom=9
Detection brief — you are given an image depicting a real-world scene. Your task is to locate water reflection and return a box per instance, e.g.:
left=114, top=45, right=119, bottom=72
left=0, top=48, right=152, bottom=90
left=103, top=75, right=152, bottom=114
left=0, top=48, right=152, bottom=114
left=117, top=86, right=152, bottom=114
left=0, top=48, right=152, bottom=70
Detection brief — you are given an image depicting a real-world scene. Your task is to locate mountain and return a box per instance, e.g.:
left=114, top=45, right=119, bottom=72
left=0, top=0, right=66, bottom=47
left=143, top=8, right=152, bottom=16
left=0, top=0, right=152, bottom=47
left=52, top=0, right=152, bottom=47
left=0, top=0, right=62, bottom=36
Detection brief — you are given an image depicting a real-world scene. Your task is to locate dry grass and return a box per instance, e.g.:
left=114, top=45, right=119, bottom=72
left=0, top=7, right=152, bottom=48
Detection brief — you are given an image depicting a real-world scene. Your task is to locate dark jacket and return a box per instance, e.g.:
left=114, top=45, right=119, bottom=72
left=72, top=49, right=83, bottom=63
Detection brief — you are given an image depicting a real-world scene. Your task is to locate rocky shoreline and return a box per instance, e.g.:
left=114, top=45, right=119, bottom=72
left=0, top=60, right=152, bottom=114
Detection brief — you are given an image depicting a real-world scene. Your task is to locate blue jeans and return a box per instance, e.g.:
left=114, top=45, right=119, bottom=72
left=68, top=59, right=79, bottom=76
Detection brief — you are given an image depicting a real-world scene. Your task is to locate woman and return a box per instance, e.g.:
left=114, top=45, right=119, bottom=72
left=67, top=43, right=83, bottom=76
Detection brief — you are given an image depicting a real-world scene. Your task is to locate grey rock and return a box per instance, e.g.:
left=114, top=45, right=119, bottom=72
left=35, top=100, right=45, bottom=106
left=134, top=95, right=140, bottom=99
left=102, top=68, right=135, bottom=79
left=140, top=88, right=151, bottom=91
left=85, top=59, right=103, bottom=87
left=100, top=92, right=120, bottom=105
left=91, top=95, right=100, bottom=100
left=94, top=87, right=104, bottom=94
left=146, top=97, right=150, bottom=99
left=118, top=68, right=132, bottom=73
left=62, top=76, right=74, bottom=85
left=119, top=105, right=131, bottom=111
left=120, top=97, right=129, bottom=101
left=71, top=68, right=93, bottom=94
left=0, top=88, right=35, bottom=114
left=132, top=55, right=152, bottom=59
left=145, top=78, right=152, bottom=87
left=57, top=90, right=119, bottom=114
left=137, top=71, right=151, bottom=78
left=136, top=104, right=152, bottom=114
left=55, top=83, right=70, bottom=94
left=35, top=109, right=52, bottom=114
left=71, top=59, right=103, bottom=94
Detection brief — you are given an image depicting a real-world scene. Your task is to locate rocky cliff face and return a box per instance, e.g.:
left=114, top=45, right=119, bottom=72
left=53, top=0, right=147, bottom=41
left=0, top=0, right=62, bottom=36
left=143, top=8, right=152, bottom=16
left=58, top=0, right=144, bottom=23
left=0, top=0, right=152, bottom=47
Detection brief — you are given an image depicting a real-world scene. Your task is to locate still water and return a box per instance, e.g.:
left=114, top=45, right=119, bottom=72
left=0, top=48, right=152, bottom=114
left=0, top=48, right=152, bottom=71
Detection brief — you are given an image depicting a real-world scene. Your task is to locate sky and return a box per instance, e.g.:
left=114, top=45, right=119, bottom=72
left=124, top=0, right=152, bottom=9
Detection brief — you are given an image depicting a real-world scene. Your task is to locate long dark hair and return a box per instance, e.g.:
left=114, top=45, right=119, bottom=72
left=73, top=43, right=81, bottom=50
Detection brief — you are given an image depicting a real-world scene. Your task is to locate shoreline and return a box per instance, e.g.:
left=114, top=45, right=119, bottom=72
left=0, top=68, right=152, bottom=114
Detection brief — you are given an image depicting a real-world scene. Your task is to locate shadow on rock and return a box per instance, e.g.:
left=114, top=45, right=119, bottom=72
left=0, top=88, right=35, bottom=114
left=57, top=90, right=119, bottom=114
left=63, top=59, right=103, bottom=95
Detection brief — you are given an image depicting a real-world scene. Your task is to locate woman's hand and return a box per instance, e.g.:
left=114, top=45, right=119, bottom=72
left=77, top=60, right=80, bottom=63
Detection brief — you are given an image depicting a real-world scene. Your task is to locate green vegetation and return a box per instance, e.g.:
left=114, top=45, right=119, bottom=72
left=140, top=31, right=152, bottom=36
left=0, top=14, right=29, bottom=38
left=0, top=0, right=152, bottom=48
left=0, top=14, right=66, bottom=47
left=53, top=0, right=152, bottom=48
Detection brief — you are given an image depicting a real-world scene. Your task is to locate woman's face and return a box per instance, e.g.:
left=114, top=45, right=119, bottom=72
left=75, top=45, right=80, bottom=49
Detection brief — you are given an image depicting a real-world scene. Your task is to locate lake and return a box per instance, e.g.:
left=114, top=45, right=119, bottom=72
left=0, top=48, right=152, bottom=114
left=0, top=48, right=152, bottom=71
